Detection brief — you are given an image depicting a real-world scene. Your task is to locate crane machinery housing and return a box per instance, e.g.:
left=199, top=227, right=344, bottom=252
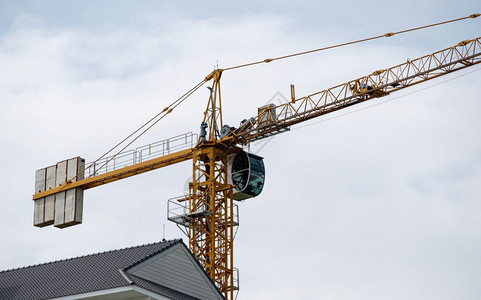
left=32, top=14, right=481, bottom=300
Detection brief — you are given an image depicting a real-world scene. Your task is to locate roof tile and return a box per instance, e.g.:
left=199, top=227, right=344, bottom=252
left=0, top=239, right=205, bottom=300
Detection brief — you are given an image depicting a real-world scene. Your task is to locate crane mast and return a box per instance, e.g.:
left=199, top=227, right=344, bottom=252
left=32, top=36, right=481, bottom=299
left=189, top=69, right=237, bottom=295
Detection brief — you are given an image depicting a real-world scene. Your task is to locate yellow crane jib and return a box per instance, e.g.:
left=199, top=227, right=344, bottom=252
left=221, top=36, right=481, bottom=145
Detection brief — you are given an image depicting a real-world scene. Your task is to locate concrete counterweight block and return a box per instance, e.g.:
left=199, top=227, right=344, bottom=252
left=34, top=168, right=47, bottom=227
left=33, top=157, right=85, bottom=228
left=33, top=165, right=56, bottom=227
left=54, top=157, right=85, bottom=228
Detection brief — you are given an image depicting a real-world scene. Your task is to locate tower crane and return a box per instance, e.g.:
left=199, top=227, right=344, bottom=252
left=32, top=15, right=480, bottom=300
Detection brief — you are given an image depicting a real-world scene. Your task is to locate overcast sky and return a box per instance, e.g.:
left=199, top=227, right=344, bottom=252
left=1, top=1, right=481, bottom=299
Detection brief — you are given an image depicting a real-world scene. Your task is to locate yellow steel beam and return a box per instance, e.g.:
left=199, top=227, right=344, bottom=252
left=189, top=144, right=235, bottom=299
left=32, top=148, right=194, bottom=200
left=232, top=36, right=481, bottom=144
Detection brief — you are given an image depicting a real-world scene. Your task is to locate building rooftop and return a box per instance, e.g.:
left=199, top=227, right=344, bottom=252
left=0, top=239, right=224, bottom=300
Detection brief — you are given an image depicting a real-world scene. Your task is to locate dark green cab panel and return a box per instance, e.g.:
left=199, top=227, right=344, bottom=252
left=228, top=151, right=265, bottom=200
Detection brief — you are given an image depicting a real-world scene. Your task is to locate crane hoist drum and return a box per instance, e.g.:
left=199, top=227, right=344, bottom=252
left=227, top=151, right=265, bottom=200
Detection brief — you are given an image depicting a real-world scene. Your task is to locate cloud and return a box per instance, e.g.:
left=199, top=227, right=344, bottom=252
left=1, top=6, right=481, bottom=300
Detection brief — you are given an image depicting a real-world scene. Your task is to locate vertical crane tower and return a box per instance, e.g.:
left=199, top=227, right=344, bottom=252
left=32, top=15, right=481, bottom=300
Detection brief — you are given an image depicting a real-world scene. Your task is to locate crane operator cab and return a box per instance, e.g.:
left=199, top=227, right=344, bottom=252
left=227, top=151, right=265, bottom=200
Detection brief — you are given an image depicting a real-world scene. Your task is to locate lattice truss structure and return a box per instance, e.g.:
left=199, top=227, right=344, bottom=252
left=234, top=37, right=481, bottom=143
left=189, top=145, right=236, bottom=298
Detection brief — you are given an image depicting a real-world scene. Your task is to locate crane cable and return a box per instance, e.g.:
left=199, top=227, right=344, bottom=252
left=72, top=13, right=480, bottom=181
left=223, top=13, right=480, bottom=72
left=70, top=78, right=208, bottom=182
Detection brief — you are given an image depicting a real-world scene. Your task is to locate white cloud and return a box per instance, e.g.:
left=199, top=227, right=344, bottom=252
left=1, top=4, right=481, bottom=300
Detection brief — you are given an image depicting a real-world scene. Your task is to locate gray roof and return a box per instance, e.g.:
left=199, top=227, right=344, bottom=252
left=0, top=239, right=224, bottom=300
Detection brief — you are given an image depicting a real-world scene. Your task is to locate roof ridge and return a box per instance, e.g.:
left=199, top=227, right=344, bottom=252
left=0, top=239, right=183, bottom=274
left=123, top=239, right=183, bottom=271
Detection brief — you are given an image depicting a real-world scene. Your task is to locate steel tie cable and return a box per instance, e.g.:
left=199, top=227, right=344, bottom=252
left=69, top=78, right=208, bottom=183
left=223, top=13, right=480, bottom=71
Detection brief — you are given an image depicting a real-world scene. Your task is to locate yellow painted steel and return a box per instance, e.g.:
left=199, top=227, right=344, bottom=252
left=188, top=71, right=238, bottom=298
left=189, top=144, right=236, bottom=298
left=229, top=37, right=481, bottom=144
left=202, top=69, right=224, bottom=141
left=32, top=148, right=194, bottom=200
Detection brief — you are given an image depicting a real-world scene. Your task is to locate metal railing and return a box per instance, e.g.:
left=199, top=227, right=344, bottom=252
left=233, top=268, right=240, bottom=292
left=85, top=132, right=198, bottom=177
left=167, top=195, right=239, bottom=228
